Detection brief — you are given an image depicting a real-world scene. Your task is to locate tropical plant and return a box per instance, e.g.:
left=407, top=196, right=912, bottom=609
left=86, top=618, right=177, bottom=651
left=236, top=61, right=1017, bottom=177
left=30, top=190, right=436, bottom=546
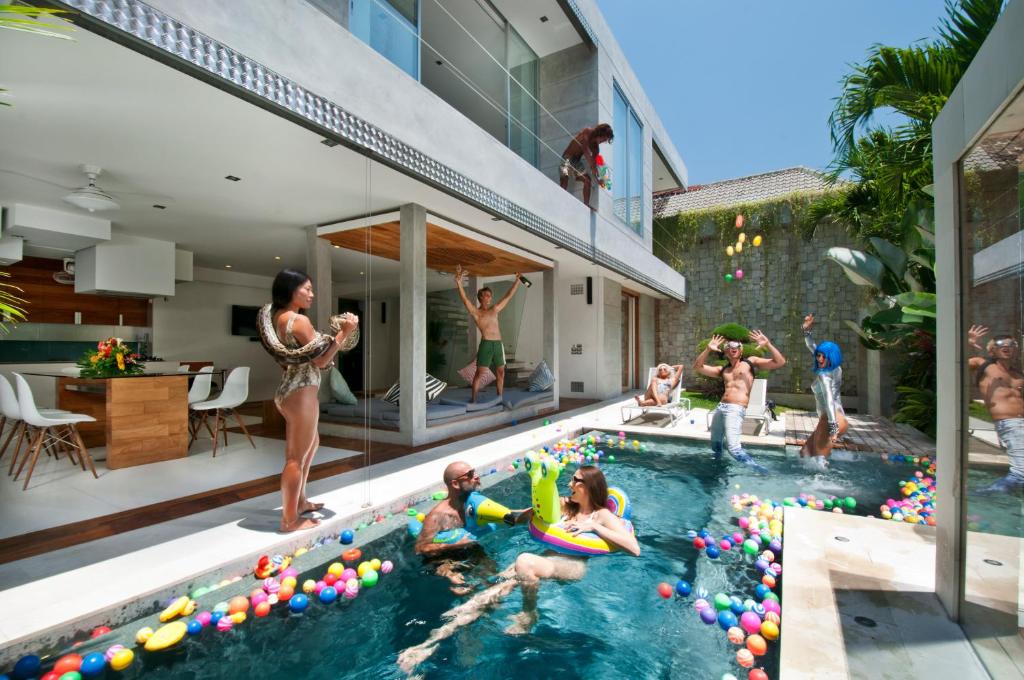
left=812, top=0, right=1004, bottom=245
left=0, top=271, right=27, bottom=333
left=0, top=5, right=73, bottom=107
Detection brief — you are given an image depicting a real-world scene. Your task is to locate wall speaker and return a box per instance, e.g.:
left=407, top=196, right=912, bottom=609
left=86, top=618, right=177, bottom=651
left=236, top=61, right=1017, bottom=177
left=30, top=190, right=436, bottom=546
left=585, top=276, right=593, bottom=305
left=381, top=301, right=387, bottom=324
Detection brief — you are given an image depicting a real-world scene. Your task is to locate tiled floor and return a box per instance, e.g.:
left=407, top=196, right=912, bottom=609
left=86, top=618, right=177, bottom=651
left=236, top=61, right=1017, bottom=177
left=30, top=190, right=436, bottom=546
left=785, top=411, right=937, bottom=457
left=780, top=510, right=989, bottom=680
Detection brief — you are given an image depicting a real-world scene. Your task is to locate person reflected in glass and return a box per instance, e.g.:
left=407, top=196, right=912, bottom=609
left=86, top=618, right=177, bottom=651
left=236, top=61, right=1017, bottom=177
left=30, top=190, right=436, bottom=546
left=270, top=269, right=358, bottom=532
left=968, top=325, right=1024, bottom=493
left=799, top=313, right=848, bottom=469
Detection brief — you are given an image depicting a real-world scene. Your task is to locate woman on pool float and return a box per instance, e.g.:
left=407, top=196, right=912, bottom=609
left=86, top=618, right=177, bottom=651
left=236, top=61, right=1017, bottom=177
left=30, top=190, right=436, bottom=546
left=397, top=464, right=639, bottom=673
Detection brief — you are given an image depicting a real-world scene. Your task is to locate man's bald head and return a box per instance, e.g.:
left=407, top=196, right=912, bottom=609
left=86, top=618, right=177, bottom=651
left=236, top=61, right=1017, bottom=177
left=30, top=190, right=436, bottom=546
left=443, top=461, right=472, bottom=486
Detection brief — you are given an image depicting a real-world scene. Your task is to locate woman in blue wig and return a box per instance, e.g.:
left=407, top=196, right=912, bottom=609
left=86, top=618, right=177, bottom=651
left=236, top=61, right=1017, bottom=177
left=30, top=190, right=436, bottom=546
left=800, top=313, right=848, bottom=467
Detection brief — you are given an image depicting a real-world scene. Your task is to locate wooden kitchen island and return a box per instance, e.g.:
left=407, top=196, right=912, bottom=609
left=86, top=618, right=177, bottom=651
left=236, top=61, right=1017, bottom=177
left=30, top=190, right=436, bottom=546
left=50, top=374, right=189, bottom=469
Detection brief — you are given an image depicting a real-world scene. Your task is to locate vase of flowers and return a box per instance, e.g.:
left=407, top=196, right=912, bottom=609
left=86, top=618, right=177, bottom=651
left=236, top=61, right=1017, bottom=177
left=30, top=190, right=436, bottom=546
left=77, top=337, right=145, bottom=378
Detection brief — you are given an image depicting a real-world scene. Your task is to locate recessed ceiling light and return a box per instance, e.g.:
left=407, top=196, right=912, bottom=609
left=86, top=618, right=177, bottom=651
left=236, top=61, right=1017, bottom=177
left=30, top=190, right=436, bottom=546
left=152, top=204, right=166, bottom=210
left=225, top=175, right=241, bottom=182
left=274, top=256, right=281, bottom=260
left=540, top=15, right=548, bottom=22
left=225, top=264, right=232, bottom=268
left=333, top=244, right=341, bottom=249
left=359, top=271, right=364, bottom=276
left=321, top=138, right=339, bottom=147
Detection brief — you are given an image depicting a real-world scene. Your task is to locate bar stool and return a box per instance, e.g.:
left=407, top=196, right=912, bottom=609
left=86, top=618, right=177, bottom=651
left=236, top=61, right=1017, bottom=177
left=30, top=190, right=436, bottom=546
left=187, top=366, right=215, bottom=444
left=0, top=375, right=72, bottom=475
left=12, top=373, right=98, bottom=490
left=190, top=366, right=255, bottom=457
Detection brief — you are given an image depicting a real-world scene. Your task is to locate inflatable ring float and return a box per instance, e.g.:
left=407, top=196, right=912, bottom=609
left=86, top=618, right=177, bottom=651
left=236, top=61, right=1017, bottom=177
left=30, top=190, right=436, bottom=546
left=523, top=452, right=633, bottom=556
left=144, top=621, right=188, bottom=652
left=342, top=548, right=362, bottom=563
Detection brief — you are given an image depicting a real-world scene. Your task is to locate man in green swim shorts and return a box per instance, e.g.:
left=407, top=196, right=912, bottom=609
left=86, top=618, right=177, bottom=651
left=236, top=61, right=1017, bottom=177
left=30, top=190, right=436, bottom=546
left=455, top=264, right=523, bottom=403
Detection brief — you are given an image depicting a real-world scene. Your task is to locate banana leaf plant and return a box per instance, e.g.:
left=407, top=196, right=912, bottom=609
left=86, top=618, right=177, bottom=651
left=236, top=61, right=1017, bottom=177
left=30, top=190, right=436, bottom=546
left=826, top=197, right=936, bottom=350
left=0, top=5, right=73, bottom=107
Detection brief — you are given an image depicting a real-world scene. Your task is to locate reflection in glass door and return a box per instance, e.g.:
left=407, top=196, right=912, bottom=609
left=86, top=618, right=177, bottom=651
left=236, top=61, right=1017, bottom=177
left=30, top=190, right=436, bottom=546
left=622, top=292, right=638, bottom=390
left=958, top=89, right=1024, bottom=678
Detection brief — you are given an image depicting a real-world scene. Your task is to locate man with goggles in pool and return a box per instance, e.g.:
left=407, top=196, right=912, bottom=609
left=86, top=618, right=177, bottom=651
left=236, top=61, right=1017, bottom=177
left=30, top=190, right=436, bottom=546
left=968, top=325, right=1024, bottom=493
left=415, top=461, right=529, bottom=592
left=693, top=331, right=787, bottom=472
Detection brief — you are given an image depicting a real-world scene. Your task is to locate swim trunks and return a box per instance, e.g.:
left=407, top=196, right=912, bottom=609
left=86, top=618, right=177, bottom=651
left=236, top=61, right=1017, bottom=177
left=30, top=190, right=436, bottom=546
left=477, top=339, right=506, bottom=368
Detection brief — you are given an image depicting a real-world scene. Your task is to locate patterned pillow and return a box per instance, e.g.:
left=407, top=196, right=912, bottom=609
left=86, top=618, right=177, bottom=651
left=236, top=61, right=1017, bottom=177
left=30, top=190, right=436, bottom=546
left=528, top=359, right=554, bottom=392
left=457, top=360, right=496, bottom=389
left=381, top=374, right=448, bottom=405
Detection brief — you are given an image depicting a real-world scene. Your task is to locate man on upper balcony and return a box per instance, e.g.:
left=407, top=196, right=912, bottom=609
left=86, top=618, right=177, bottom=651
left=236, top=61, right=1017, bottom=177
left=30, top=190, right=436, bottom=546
left=559, top=123, right=613, bottom=206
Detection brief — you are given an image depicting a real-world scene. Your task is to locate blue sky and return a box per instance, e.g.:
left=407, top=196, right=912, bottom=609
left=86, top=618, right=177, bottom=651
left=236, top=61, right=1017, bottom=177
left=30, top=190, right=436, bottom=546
left=594, top=0, right=950, bottom=184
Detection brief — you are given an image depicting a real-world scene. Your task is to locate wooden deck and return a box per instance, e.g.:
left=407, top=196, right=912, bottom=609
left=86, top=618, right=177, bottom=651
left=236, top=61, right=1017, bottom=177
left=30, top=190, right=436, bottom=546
left=785, top=411, right=936, bottom=457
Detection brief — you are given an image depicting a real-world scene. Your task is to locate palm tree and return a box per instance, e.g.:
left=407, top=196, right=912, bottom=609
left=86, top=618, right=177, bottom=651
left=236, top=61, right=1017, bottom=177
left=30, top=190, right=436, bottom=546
left=817, top=0, right=1004, bottom=244
left=0, top=5, right=73, bottom=107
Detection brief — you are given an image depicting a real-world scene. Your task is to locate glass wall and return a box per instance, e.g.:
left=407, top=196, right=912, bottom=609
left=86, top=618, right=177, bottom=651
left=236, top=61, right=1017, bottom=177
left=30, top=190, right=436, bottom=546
left=350, top=0, right=420, bottom=79
left=507, top=27, right=539, bottom=167
left=612, top=83, right=644, bottom=234
left=958, top=89, right=1024, bottom=677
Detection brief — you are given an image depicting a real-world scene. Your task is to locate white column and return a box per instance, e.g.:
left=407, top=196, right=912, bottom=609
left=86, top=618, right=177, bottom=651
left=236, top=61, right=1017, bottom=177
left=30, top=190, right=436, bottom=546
left=399, top=204, right=427, bottom=444
left=543, top=264, right=559, bottom=410
left=466, top=275, right=479, bottom=351
left=306, top=226, right=332, bottom=401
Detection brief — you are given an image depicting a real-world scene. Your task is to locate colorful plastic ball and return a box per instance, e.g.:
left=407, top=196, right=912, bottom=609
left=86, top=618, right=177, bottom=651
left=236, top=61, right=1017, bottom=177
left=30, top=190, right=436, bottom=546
left=90, top=626, right=111, bottom=639
left=727, top=245, right=735, bottom=257
left=230, top=611, right=246, bottom=625
left=278, top=585, right=295, bottom=601
left=735, top=242, right=744, bottom=253
left=723, top=675, right=739, bottom=680
left=381, top=560, right=394, bottom=574
left=250, top=590, right=268, bottom=606
left=319, top=586, right=338, bottom=604
left=736, top=648, right=755, bottom=668
left=103, top=646, right=124, bottom=663
left=324, top=572, right=339, bottom=587
left=369, top=558, right=382, bottom=572
left=764, top=611, right=781, bottom=625
left=740, top=611, right=762, bottom=634
left=327, top=562, right=344, bottom=577
left=253, top=601, right=271, bottom=618
left=706, top=546, right=721, bottom=559
left=213, top=601, right=230, bottom=613
left=735, top=269, right=744, bottom=280
left=762, top=574, right=777, bottom=589
left=700, top=607, right=718, bottom=625
left=12, top=654, right=42, bottom=679
left=314, top=580, right=326, bottom=594
left=289, top=593, right=309, bottom=613
left=763, top=597, right=781, bottom=613
left=195, top=611, right=212, bottom=627
left=281, top=566, right=298, bottom=580
left=657, top=582, right=673, bottom=599
left=135, top=627, right=154, bottom=644
left=761, top=620, right=780, bottom=640
left=340, top=529, right=355, bottom=544
left=53, top=655, right=82, bottom=675
left=752, top=603, right=767, bottom=617
left=724, top=274, right=734, bottom=283
left=735, top=214, right=744, bottom=229
left=361, top=569, right=380, bottom=587
left=727, top=626, right=746, bottom=644
left=749, top=670, right=769, bottom=680
left=694, top=598, right=710, bottom=611
left=341, top=568, right=358, bottom=583
left=754, top=561, right=769, bottom=576
left=675, top=580, right=692, bottom=596
left=693, top=536, right=706, bottom=549
left=743, top=539, right=759, bottom=555
left=57, top=674, right=81, bottom=680
left=714, top=593, right=732, bottom=611
left=228, top=596, right=249, bottom=615
left=184, top=619, right=203, bottom=636
left=746, top=634, right=768, bottom=656
left=752, top=235, right=763, bottom=247
left=729, top=597, right=745, bottom=615
left=718, top=610, right=738, bottom=630
left=216, top=616, right=233, bottom=632
left=768, top=539, right=782, bottom=554
left=109, top=649, right=134, bottom=672
left=719, top=538, right=732, bottom=551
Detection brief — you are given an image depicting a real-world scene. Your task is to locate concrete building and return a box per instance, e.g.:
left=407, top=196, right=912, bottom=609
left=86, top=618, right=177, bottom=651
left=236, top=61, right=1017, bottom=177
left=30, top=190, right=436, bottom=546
left=933, top=0, right=1024, bottom=675
left=0, top=0, right=688, bottom=446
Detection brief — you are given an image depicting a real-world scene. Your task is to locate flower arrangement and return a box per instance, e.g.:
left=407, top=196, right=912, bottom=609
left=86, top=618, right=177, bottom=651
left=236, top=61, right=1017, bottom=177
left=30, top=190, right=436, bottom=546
left=77, top=337, right=145, bottom=378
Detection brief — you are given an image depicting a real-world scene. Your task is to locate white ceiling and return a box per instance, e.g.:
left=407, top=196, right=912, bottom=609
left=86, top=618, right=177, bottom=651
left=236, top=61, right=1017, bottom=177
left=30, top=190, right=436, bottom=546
left=0, top=16, right=662, bottom=298
left=490, top=0, right=584, bottom=58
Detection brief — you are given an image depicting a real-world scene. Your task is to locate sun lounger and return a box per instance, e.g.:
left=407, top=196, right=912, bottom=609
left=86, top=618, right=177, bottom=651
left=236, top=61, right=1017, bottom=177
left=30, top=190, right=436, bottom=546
left=621, top=367, right=690, bottom=426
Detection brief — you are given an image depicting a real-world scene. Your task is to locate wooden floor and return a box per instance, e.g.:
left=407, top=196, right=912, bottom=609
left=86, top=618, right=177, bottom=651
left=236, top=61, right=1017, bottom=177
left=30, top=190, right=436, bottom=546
left=785, top=411, right=936, bottom=457
left=0, top=398, right=597, bottom=565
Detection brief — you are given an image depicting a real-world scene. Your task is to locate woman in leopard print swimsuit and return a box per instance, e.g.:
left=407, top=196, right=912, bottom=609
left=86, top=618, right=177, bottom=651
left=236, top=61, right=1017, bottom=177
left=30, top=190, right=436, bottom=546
left=270, top=269, right=358, bottom=533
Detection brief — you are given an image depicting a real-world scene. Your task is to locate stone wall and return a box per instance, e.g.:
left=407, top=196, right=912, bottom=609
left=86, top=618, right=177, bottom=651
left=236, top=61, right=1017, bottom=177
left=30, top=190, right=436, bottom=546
left=656, top=222, right=869, bottom=397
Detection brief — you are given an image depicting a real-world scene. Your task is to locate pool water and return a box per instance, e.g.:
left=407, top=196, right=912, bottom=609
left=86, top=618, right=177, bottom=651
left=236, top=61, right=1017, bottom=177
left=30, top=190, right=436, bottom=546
left=50, top=436, right=924, bottom=680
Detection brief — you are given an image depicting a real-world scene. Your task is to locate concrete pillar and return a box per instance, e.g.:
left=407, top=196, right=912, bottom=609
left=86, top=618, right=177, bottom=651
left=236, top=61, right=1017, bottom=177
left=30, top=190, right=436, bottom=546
left=934, top=163, right=962, bottom=619
left=305, top=226, right=332, bottom=330
left=601, top=277, right=622, bottom=398
left=864, top=349, right=882, bottom=415
left=543, top=264, right=559, bottom=410
left=399, top=204, right=427, bottom=444
left=466, top=275, right=479, bottom=351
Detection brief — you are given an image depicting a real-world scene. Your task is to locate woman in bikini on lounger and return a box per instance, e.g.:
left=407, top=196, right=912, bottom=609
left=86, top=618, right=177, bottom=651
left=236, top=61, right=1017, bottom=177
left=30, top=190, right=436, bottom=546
left=635, top=363, right=684, bottom=406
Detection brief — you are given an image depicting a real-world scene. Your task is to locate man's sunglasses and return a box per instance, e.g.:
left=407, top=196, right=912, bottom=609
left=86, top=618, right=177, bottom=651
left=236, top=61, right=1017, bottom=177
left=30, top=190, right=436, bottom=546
left=453, top=469, right=477, bottom=483
left=724, top=341, right=743, bottom=350
left=994, top=339, right=1019, bottom=348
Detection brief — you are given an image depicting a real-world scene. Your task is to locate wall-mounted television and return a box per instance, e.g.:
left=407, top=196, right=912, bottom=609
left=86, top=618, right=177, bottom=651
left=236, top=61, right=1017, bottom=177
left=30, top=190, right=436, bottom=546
left=231, top=305, right=261, bottom=337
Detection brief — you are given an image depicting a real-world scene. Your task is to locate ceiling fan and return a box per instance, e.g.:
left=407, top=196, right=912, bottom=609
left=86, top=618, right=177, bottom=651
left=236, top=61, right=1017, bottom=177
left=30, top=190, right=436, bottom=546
left=0, top=164, right=172, bottom=212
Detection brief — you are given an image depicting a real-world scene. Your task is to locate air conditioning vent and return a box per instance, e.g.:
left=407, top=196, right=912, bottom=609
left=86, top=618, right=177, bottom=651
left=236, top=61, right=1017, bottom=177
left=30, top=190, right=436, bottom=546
left=570, top=381, right=584, bottom=393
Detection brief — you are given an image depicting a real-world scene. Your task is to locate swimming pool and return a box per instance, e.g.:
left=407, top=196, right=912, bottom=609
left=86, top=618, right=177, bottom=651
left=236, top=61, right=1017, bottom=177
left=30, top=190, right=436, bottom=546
left=10, top=434, right=925, bottom=679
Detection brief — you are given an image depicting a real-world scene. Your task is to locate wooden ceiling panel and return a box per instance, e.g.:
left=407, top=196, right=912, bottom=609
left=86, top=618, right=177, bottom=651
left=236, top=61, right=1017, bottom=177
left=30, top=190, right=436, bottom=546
left=323, top=221, right=550, bottom=276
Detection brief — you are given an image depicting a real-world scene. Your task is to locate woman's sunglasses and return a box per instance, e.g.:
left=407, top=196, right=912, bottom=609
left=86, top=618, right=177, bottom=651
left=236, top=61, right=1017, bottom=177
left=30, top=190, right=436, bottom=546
left=569, top=475, right=584, bottom=486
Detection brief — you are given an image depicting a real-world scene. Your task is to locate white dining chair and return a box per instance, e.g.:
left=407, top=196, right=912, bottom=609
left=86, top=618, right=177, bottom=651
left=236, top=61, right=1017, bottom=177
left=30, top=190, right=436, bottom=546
left=0, top=374, right=72, bottom=476
left=12, top=373, right=98, bottom=490
left=190, top=366, right=254, bottom=456
left=177, top=364, right=191, bottom=373
left=187, top=366, right=215, bottom=443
